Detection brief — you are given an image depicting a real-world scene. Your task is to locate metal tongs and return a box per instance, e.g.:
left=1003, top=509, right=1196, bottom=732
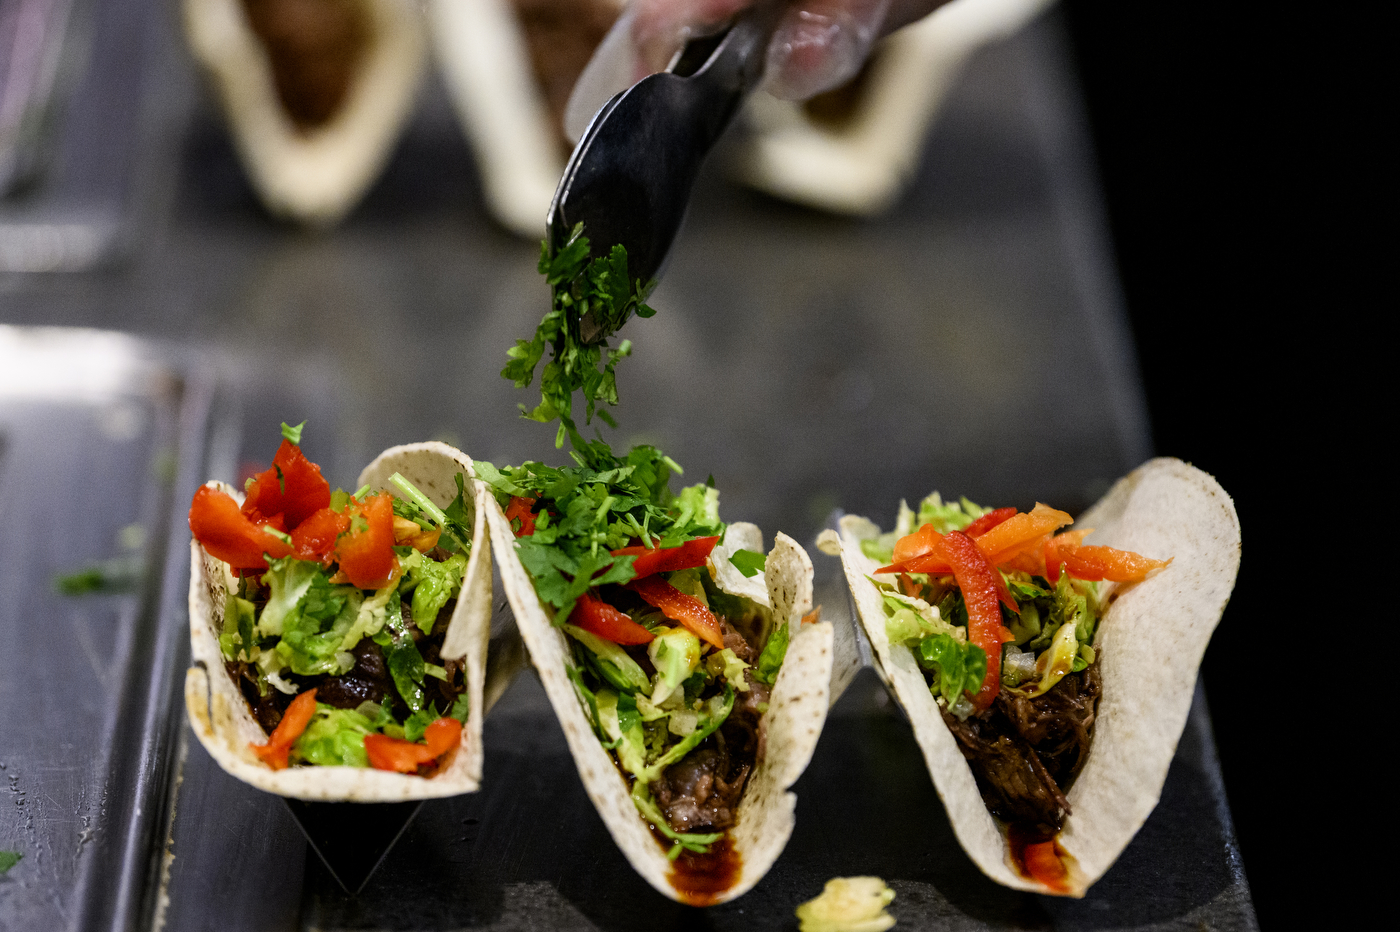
left=546, top=3, right=784, bottom=344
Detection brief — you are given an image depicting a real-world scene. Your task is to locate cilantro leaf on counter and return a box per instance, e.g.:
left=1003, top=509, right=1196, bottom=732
left=0, top=850, right=21, bottom=874
left=502, top=224, right=654, bottom=447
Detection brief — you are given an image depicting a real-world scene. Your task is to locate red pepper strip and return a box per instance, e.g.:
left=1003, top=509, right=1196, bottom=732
left=879, top=505, right=1073, bottom=576
left=240, top=439, right=331, bottom=531
left=992, top=571, right=1019, bottom=615
left=610, top=535, right=720, bottom=578
left=892, top=523, right=942, bottom=564
left=335, top=493, right=399, bottom=589
left=975, top=503, right=1074, bottom=565
left=1043, top=529, right=1092, bottom=584
left=504, top=496, right=538, bottom=537
left=1001, top=533, right=1051, bottom=577
left=364, top=717, right=462, bottom=773
left=877, top=552, right=951, bottom=576
left=570, top=591, right=655, bottom=645
left=627, top=575, right=725, bottom=650
left=962, top=507, right=1017, bottom=538
left=290, top=506, right=351, bottom=564
left=931, top=531, right=1006, bottom=711
left=250, top=688, right=318, bottom=770
left=1060, top=545, right=1172, bottom=583
left=189, top=485, right=293, bottom=570
left=1023, top=840, right=1072, bottom=893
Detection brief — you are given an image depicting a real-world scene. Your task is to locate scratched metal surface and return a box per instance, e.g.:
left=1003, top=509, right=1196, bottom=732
left=0, top=3, right=1255, bottom=930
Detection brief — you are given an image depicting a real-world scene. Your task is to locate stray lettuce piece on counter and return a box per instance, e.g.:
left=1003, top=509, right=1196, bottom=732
left=281, top=420, right=305, bottom=444
left=502, top=223, right=654, bottom=447
left=0, top=850, right=21, bottom=874
left=796, top=876, right=896, bottom=932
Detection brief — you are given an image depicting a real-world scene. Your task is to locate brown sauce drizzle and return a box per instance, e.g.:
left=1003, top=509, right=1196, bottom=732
left=242, top=0, right=369, bottom=130
left=647, top=825, right=742, bottom=906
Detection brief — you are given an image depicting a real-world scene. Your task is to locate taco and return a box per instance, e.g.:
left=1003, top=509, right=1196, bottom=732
left=476, top=439, right=834, bottom=904
left=184, top=426, right=500, bottom=800
left=823, top=457, right=1239, bottom=895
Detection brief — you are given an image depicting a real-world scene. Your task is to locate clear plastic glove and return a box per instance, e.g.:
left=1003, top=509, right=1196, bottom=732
left=562, top=0, right=949, bottom=142
left=632, top=0, right=949, bottom=100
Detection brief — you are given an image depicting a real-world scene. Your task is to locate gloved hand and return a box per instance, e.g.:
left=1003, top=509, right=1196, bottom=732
left=630, top=0, right=951, bottom=100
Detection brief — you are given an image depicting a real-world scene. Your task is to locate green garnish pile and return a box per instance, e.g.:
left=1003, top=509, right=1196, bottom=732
left=475, top=438, right=721, bottom=622
left=502, top=224, right=656, bottom=447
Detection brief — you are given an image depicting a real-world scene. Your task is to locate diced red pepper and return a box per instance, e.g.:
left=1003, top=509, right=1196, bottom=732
left=189, top=485, right=293, bottom=570
left=250, top=688, right=318, bottom=770
left=962, top=507, right=1017, bottom=538
left=334, top=493, right=399, bottom=589
left=290, top=506, right=350, bottom=564
left=1023, top=840, right=1072, bottom=894
left=627, top=575, right=725, bottom=650
left=570, top=590, right=655, bottom=644
left=505, top=496, right=538, bottom=537
left=364, top=717, right=462, bottom=773
left=240, top=439, right=331, bottom=530
left=610, top=535, right=720, bottom=578
left=931, top=531, right=1007, bottom=711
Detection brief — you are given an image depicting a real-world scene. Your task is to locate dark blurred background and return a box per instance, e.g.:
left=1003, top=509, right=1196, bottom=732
left=1063, top=5, right=1327, bottom=927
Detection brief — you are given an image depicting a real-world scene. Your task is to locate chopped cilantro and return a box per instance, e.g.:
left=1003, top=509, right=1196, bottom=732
left=54, top=559, right=139, bottom=595
left=476, top=440, right=723, bottom=622
left=502, top=224, right=656, bottom=447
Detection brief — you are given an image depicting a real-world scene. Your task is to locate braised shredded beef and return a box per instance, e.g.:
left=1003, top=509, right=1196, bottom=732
left=228, top=595, right=467, bottom=733
left=940, top=660, right=1102, bottom=832
left=649, top=619, right=771, bottom=834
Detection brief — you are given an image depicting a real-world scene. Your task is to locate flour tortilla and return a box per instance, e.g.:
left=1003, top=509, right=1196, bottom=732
left=485, top=501, right=834, bottom=904
left=185, top=441, right=505, bottom=801
left=182, top=0, right=427, bottom=225
left=832, top=458, right=1240, bottom=895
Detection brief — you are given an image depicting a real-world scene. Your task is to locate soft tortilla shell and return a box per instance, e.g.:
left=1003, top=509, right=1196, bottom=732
left=485, top=495, right=833, bottom=903
left=838, top=458, right=1240, bottom=895
left=184, top=442, right=497, bottom=801
left=182, top=0, right=427, bottom=225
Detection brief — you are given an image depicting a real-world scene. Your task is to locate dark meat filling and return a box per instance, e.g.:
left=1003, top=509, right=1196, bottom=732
left=242, top=0, right=369, bottom=130
left=648, top=618, right=771, bottom=834
left=227, top=595, right=467, bottom=734
left=940, top=660, right=1102, bottom=832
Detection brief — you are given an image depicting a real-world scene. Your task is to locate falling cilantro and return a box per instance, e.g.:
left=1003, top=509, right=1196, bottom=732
left=0, top=850, right=21, bottom=875
left=502, top=223, right=656, bottom=448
